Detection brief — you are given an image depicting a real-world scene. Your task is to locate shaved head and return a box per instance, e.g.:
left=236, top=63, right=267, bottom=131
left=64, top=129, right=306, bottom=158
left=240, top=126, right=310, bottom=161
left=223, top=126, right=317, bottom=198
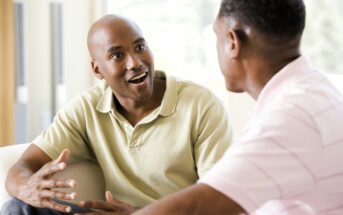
left=87, top=14, right=143, bottom=60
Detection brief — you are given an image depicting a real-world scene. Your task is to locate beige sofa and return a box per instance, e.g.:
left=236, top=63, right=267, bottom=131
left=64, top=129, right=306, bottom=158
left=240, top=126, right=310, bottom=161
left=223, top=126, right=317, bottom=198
left=0, top=144, right=105, bottom=210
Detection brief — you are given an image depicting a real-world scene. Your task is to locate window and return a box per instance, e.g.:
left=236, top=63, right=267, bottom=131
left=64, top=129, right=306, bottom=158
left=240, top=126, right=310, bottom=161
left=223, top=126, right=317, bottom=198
left=303, top=0, right=343, bottom=75
left=14, top=0, right=27, bottom=143
left=50, top=2, right=65, bottom=114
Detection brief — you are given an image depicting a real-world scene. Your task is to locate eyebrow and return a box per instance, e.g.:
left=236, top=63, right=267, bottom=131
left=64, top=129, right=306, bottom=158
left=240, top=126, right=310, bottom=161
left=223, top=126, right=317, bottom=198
left=106, top=38, right=146, bottom=55
left=107, top=46, right=122, bottom=56
left=133, top=37, right=145, bottom=44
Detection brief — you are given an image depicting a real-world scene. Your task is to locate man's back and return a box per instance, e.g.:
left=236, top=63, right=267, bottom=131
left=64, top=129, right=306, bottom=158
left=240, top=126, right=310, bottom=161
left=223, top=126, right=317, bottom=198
left=270, top=64, right=343, bottom=214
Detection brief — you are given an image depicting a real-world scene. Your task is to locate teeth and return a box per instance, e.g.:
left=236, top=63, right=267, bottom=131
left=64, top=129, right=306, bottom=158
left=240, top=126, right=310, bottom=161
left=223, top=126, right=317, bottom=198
left=130, top=73, right=146, bottom=81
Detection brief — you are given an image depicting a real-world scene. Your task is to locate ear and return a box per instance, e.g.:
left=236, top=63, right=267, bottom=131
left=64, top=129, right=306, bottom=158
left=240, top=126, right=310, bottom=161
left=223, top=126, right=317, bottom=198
left=91, top=60, right=104, bottom=80
left=227, top=29, right=242, bottom=58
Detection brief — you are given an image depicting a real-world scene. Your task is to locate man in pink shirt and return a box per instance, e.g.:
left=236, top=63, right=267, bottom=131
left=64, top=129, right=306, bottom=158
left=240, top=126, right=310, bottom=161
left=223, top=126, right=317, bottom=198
left=126, top=0, right=343, bottom=214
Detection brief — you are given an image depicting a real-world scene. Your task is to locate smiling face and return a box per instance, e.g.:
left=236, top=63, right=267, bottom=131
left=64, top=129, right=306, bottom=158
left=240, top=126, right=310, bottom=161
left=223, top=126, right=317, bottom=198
left=88, top=16, right=155, bottom=103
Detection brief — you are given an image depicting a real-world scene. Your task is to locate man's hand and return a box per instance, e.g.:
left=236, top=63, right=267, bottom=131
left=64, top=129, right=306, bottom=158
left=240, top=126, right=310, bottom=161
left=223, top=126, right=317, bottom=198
left=17, top=149, right=77, bottom=213
left=75, top=191, right=135, bottom=215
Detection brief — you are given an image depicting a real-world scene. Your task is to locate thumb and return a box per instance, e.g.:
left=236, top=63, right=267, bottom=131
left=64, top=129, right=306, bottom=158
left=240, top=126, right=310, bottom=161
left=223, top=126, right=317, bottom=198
left=105, top=190, right=113, bottom=202
left=54, top=148, right=70, bottom=164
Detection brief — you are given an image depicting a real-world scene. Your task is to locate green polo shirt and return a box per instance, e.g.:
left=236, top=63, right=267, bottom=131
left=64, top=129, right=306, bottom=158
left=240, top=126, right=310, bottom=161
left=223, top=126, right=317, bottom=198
left=33, top=71, right=232, bottom=207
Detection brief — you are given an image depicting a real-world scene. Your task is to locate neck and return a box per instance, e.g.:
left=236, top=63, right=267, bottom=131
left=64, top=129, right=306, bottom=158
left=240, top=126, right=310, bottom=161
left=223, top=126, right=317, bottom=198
left=115, top=78, right=166, bottom=126
left=242, top=33, right=302, bottom=100
left=246, top=49, right=301, bottom=100
left=245, top=55, right=299, bottom=100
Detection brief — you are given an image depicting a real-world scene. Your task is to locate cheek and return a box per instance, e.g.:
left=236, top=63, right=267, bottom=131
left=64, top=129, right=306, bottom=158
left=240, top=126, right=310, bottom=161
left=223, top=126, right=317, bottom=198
left=147, top=48, right=154, bottom=61
left=216, top=45, right=230, bottom=75
left=142, top=50, right=154, bottom=69
left=101, top=66, right=126, bottom=86
left=106, top=62, right=124, bottom=75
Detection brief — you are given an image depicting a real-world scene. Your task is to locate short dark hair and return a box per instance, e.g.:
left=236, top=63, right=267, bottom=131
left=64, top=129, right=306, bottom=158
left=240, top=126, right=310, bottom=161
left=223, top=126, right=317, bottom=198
left=218, top=0, right=306, bottom=40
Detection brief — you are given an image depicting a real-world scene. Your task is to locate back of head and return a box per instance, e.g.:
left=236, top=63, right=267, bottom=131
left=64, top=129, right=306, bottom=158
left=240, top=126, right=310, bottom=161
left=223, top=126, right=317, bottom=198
left=218, top=0, right=306, bottom=42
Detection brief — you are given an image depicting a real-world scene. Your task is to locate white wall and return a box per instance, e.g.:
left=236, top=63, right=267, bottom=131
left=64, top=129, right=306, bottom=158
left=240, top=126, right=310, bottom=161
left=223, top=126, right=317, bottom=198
left=63, top=0, right=105, bottom=102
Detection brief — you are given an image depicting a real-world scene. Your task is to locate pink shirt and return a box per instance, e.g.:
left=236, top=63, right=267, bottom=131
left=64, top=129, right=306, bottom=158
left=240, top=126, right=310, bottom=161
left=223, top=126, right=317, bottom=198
left=200, top=56, right=343, bottom=214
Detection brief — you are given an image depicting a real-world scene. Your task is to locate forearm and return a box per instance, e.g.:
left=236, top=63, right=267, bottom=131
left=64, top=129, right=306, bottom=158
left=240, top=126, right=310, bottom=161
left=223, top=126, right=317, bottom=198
left=134, top=184, right=245, bottom=215
left=5, top=161, right=36, bottom=197
left=6, top=143, right=53, bottom=198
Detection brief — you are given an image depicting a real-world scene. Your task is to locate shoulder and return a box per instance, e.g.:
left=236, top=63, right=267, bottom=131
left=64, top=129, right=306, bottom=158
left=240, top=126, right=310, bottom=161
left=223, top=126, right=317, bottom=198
left=58, top=82, right=105, bottom=115
left=255, top=71, right=343, bottom=139
left=282, top=71, right=343, bottom=116
left=78, top=82, right=106, bottom=105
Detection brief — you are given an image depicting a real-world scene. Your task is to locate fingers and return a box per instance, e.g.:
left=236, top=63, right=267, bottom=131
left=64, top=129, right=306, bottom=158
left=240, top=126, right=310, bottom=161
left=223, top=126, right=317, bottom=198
left=105, top=190, right=113, bottom=202
left=79, top=200, right=114, bottom=211
left=105, top=191, right=125, bottom=205
left=40, top=179, right=76, bottom=189
left=38, top=162, right=66, bottom=178
left=78, top=197, right=135, bottom=214
left=39, top=189, right=77, bottom=200
left=54, top=148, right=70, bottom=164
left=40, top=199, right=72, bottom=213
left=74, top=212, right=100, bottom=215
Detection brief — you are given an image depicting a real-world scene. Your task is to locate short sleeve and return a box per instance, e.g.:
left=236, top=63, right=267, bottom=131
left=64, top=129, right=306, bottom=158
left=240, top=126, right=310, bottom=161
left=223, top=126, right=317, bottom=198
left=194, top=95, right=232, bottom=178
left=199, top=107, right=322, bottom=213
left=33, top=96, right=95, bottom=163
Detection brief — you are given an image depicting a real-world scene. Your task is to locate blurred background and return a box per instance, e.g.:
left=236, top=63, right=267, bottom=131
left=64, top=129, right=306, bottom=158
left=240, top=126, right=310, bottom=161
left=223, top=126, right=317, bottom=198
left=0, top=0, right=342, bottom=146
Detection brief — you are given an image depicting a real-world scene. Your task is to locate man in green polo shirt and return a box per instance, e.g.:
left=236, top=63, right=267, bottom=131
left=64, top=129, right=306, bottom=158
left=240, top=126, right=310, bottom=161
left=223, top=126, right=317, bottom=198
left=2, top=15, right=231, bottom=214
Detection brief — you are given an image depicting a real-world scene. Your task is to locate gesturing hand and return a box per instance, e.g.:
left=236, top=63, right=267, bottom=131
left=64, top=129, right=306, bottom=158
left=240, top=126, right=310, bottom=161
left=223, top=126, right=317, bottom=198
left=75, top=191, right=135, bottom=215
left=17, top=149, right=77, bottom=213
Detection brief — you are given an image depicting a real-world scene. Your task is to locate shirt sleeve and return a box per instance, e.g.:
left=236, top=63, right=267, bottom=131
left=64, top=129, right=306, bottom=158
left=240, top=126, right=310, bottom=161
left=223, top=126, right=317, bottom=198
left=194, top=94, right=233, bottom=178
left=199, top=107, right=322, bottom=213
left=33, top=96, right=95, bottom=163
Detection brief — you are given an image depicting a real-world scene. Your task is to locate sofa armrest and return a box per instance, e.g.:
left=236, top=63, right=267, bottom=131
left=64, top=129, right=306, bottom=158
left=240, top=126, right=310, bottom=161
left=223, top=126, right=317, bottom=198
left=0, top=144, right=105, bottom=209
left=0, top=144, right=29, bottom=207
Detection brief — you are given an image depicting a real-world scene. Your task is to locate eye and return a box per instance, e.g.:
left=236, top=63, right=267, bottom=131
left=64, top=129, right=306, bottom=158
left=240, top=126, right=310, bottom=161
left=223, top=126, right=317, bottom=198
left=136, top=44, right=145, bottom=52
left=112, top=52, right=124, bottom=60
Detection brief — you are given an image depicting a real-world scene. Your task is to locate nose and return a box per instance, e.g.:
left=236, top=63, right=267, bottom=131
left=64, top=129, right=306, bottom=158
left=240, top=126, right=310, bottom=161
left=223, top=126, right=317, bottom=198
left=126, top=54, right=142, bottom=71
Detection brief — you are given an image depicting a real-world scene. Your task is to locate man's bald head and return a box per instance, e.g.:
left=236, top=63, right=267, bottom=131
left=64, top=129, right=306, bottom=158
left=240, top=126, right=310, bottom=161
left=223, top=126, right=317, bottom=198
left=87, top=14, right=144, bottom=60
left=86, top=14, right=155, bottom=103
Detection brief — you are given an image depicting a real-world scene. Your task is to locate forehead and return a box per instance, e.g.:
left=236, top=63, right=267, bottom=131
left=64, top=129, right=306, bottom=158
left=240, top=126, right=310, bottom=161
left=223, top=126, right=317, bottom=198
left=93, top=20, right=144, bottom=47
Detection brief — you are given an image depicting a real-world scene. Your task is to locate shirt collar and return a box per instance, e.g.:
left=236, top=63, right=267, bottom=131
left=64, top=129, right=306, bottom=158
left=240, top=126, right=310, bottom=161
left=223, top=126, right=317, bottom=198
left=96, top=82, right=114, bottom=113
left=252, top=56, right=316, bottom=118
left=156, top=71, right=178, bottom=117
left=95, top=71, right=178, bottom=117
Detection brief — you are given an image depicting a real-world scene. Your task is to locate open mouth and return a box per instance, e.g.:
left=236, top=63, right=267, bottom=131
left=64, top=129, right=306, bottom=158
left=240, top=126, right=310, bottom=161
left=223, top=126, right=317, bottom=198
left=128, top=72, right=148, bottom=84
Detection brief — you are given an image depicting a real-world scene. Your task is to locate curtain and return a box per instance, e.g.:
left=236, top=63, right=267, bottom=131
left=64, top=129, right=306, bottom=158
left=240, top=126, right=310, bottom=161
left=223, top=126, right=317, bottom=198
left=0, top=0, right=15, bottom=146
